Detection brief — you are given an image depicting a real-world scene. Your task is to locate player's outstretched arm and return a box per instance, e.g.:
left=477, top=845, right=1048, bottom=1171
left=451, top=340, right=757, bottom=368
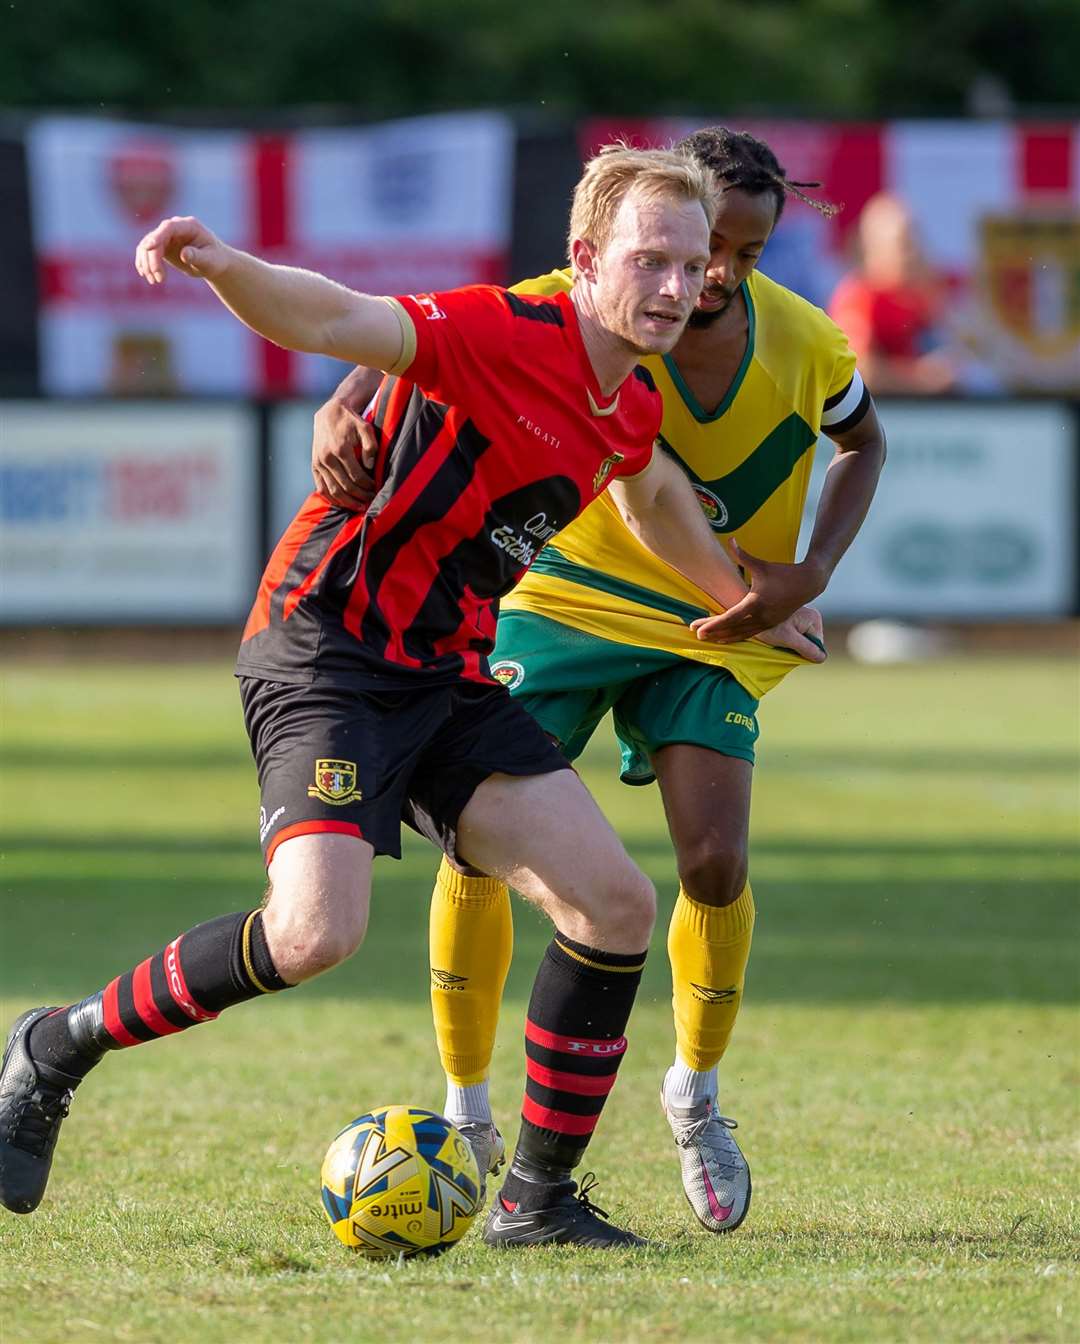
left=134, top=216, right=407, bottom=371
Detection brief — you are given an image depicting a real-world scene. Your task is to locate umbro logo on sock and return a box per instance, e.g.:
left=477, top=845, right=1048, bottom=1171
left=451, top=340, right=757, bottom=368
left=691, top=983, right=737, bottom=1005
left=431, top=969, right=468, bottom=990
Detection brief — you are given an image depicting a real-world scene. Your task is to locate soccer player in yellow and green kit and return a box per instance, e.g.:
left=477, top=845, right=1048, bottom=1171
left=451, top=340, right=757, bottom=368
left=312, top=127, right=886, bottom=1234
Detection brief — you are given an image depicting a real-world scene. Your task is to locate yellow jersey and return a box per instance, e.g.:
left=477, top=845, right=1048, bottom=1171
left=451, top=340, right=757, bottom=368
left=501, top=267, right=861, bottom=699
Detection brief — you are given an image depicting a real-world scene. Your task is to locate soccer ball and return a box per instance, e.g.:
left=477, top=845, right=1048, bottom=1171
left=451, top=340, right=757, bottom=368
left=320, top=1106, right=481, bottom=1258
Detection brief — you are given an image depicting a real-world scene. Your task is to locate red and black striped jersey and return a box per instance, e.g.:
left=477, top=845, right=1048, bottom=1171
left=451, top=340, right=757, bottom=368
left=236, top=286, right=660, bottom=689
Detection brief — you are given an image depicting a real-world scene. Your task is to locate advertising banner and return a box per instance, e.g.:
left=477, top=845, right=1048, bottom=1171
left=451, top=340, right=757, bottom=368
left=802, top=400, right=1077, bottom=618
left=580, top=118, right=1080, bottom=393
left=27, top=113, right=515, bottom=398
left=0, top=402, right=258, bottom=622
left=4, top=397, right=1071, bottom=626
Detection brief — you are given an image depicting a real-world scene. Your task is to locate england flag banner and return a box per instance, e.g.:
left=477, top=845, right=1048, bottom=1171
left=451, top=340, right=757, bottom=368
left=27, top=113, right=515, bottom=397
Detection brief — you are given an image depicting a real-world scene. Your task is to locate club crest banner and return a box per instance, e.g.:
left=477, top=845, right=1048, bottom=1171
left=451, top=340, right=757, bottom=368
left=27, top=113, right=515, bottom=396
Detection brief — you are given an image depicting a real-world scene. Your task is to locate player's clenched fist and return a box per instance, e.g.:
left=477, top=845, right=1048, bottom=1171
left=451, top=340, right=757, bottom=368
left=134, top=215, right=230, bottom=285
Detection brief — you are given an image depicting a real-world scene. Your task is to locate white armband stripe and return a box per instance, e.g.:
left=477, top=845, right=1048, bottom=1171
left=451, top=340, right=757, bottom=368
left=820, top=370, right=865, bottom=428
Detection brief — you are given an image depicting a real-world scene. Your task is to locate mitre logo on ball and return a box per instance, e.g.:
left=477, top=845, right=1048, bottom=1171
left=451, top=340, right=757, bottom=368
left=109, top=143, right=176, bottom=225
left=320, top=1107, right=481, bottom=1258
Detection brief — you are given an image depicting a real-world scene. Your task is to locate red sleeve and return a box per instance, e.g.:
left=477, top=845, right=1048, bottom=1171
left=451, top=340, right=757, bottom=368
left=613, top=383, right=663, bottom=480
left=614, top=437, right=656, bottom=481
left=385, top=285, right=515, bottom=404
left=828, top=275, right=875, bottom=362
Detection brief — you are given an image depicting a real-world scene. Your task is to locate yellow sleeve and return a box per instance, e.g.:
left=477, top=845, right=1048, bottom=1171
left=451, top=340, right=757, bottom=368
left=509, top=267, right=574, bottom=298
left=816, top=310, right=872, bottom=434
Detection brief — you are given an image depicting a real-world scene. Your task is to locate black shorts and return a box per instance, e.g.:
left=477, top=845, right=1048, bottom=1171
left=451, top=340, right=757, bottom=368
left=238, top=676, right=570, bottom=865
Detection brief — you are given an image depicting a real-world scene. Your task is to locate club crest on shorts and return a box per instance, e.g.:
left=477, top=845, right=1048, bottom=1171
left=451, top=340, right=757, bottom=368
left=592, top=451, right=625, bottom=494
left=490, top=659, right=525, bottom=691
left=307, top=759, right=363, bottom=806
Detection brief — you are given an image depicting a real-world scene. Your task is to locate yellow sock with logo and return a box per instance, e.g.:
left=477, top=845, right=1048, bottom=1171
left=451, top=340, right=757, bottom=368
left=667, top=883, right=755, bottom=1073
left=429, top=857, right=513, bottom=1088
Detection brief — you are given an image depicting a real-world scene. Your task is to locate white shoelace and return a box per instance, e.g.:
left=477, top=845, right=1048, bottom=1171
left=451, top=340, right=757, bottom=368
left=673, top=1109, right=744, bottom=1179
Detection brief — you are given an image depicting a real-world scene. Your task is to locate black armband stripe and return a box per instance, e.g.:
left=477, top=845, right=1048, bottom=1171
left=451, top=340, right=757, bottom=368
left=825, top=382, right=871, bottom=435
left=821, top=369, right=870, bottom=434
left=823, top=378, right=854, bottom=411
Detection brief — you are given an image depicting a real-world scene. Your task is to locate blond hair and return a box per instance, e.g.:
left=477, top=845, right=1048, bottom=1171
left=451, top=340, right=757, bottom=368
left=568, top=143, right=716, bottom=268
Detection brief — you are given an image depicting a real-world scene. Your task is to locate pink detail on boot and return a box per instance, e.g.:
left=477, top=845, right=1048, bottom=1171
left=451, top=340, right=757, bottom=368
left=700, top=1158, right=734, bottom=1224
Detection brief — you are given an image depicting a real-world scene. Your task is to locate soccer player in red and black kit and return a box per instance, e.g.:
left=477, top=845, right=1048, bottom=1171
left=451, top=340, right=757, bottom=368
left=0, top=147, right=822, bottom=1247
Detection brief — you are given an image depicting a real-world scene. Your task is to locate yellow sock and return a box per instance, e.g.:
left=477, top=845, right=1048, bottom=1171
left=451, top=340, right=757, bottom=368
left=429, top=857, right=513, bottom=1086
left=667, top=883, right=755, bottom=1072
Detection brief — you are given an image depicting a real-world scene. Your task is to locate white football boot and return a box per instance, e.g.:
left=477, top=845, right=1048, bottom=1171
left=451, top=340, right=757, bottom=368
left=661, top=1085, right=751, bottom=1233
left=456, top=1121, right=506, bottom=1204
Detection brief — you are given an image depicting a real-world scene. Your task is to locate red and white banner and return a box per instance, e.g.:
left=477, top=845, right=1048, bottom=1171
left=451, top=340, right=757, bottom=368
left=28, top=114, right=515, bottom=397
left=581, top=119, right=1080, bottom=392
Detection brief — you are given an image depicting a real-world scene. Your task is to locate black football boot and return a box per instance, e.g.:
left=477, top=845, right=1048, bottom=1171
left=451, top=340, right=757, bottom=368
left=483, top=1173, right=648, bottom=1249
left=0, top=1007, right=81, bottom=1214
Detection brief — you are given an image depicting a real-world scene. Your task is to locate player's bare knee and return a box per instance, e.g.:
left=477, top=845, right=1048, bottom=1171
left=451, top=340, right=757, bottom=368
left=677, top=843, right=748, bottom=908
left=309, top=917, right=368, bottom=974
left=608, top=866, right=656, bottom=944
left=634, top=871, right=658, bottom=939
left=274, top=922, right=366, bottom=982
left=263, top=897, right=368, bottom=982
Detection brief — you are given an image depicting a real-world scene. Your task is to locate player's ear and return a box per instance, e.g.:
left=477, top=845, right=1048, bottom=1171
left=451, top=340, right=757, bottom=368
left=571, top=236, right=599, bottom=284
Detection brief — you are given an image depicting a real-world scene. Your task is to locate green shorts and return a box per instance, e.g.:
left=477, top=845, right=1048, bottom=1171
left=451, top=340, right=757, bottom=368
left=490, top=610, right=759, bottom=786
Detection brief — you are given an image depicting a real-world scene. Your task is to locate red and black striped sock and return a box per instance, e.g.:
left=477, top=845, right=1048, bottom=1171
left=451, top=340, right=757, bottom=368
left=500, top=933, right=647, bottom=1212
left=27, top=910, right=289, bottom=1079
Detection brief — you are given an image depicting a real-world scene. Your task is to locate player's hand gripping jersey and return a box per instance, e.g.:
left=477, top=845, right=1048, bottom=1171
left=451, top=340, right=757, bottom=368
left=237, top=286, right=659, bottom=688
left=501, top=269, right=865, bottom=699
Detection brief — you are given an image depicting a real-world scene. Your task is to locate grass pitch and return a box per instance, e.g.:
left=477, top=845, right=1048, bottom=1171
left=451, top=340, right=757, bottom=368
left=1, top=653, right=1077, bottom=1344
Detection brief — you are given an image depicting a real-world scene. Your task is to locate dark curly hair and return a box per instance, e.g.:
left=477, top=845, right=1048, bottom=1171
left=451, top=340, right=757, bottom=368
left=676, top=126, right=839, bottom=222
